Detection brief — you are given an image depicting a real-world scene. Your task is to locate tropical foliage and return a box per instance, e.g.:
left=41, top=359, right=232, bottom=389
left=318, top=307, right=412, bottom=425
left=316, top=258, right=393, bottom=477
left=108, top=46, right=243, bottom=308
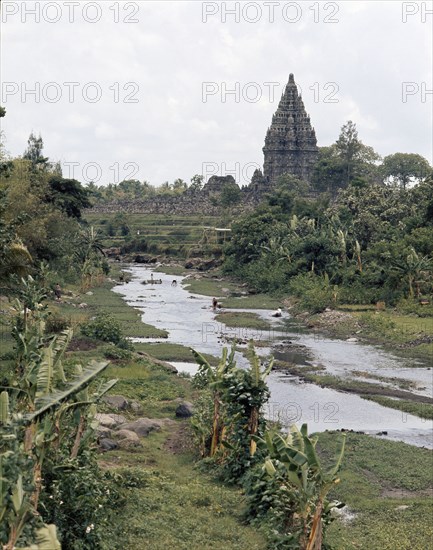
left=224, top=123, right=432, bottom=309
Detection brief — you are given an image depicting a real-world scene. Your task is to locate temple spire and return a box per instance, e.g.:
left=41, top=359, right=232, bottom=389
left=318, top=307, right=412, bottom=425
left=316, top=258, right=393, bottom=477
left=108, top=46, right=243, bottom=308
left=262, top=73, right=318, bottom=184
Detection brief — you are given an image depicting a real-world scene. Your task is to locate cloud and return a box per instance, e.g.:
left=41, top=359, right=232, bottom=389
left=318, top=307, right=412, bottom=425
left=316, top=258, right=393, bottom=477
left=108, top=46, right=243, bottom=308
left=1, top=0, right=431, bottom=186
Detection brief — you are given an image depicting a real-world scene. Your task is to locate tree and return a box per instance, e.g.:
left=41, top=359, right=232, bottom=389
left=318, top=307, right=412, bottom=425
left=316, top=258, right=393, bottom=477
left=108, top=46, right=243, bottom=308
left=190, top=174, right=204, bottom=192
left=311, top=146, right=346, bottom=196
left=381, top=153, right=432, bottom=188
left=335, top=121, right=381, bottom=187
left=46, top=176, right=92, bottom=219
left=23, top=133, right=49, bottom=170
left=220, top=182, right=241, bottom=207
left=391, top=247, right=433, bottom=298
left=172, top=178, right=188, bottom=194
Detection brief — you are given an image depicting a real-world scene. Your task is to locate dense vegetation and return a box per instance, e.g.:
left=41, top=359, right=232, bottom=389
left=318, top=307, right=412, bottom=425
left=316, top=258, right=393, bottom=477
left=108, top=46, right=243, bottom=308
left=223, top=122, right=433, bottom=312
left=1, top=108, right=432, bottom=548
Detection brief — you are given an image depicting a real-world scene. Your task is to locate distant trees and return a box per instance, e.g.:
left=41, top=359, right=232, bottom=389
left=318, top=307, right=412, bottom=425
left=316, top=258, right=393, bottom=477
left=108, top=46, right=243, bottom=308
left=381, top=153, right=432, bottom=188
left=47, top=177, right=92, bottom=219
left=23, top=132, right=49, bottom=170
left=312, top=121, right=381, bottom=196
left=220, top=181, right=241, bottom=207
left=189, top=174, right=204, bottom=192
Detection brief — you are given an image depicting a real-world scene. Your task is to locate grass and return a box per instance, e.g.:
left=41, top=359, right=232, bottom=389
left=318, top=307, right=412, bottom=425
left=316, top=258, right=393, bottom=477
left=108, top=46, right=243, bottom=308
left=318, top=432, right=433, bottom=550
left=134, top=342, right=218, bottom=366
left=362, top=395, right=433, bottom=420
left=274, top=361, right=433, bottom=417
left=156, top=265, right=190, bottom=277
left=221, top=294, right=282, bottom=310
left=351, top=370, right=415, bottom=390
left=58, top=280, right=168, bottom=339
left=183, top=277, right=239, bottom=297
left=215, top=311, right=273, bottom=331
left=84, top=213, right=226, bottom=258
left=98, top=358, right=267, bottom=549
left=353, top=311, right=433, bottom=362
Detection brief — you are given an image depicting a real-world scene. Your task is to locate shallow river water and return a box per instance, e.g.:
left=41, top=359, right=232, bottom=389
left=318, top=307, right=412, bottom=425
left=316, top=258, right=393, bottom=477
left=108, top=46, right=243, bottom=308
left=113, top=265, right=433, bottom=449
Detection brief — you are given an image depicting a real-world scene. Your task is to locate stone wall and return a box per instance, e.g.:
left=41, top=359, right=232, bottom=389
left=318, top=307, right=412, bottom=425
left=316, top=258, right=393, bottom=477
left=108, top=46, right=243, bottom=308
left=86, top=188, right=262, bottom=216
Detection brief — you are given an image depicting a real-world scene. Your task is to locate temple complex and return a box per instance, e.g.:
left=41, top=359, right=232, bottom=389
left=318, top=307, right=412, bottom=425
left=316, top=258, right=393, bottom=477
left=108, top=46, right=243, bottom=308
left=262, top=73, right=318, bottom=184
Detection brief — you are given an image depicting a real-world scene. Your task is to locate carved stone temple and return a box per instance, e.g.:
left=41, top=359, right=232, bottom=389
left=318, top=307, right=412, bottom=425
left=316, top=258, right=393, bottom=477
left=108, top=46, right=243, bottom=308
left=262, top=73, right=319, bottom=184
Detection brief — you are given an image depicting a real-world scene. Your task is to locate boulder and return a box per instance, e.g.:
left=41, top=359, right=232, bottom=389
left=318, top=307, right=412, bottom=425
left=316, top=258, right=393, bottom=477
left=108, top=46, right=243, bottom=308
left=103, top=395, right=130, bottom=411
left=117, top=418, right=163, bottom=437
left=95, top=413, right=127, bottom=428
left=96, top=426, right=112, bottom=439
left=175, top=401, right=194, bottom=418
left=99, top=438, right=118, bottom=451
left=129, top=400, right=143, bottom=414
left=114, top=429, right=141, bottom=449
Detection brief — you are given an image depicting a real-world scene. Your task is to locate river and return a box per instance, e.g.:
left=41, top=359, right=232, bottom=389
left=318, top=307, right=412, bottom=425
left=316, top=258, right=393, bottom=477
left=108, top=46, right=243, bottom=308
left=113, top=265, right=433, bottom=449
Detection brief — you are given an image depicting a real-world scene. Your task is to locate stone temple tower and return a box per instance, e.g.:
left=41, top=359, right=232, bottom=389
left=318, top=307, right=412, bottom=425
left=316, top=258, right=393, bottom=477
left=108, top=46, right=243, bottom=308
left=263, top=74, right=318, bottom=184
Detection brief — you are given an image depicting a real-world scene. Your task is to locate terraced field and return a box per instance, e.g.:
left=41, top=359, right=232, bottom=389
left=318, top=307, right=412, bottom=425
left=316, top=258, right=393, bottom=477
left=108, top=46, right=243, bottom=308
left=84, top=212, right=229, bottom=257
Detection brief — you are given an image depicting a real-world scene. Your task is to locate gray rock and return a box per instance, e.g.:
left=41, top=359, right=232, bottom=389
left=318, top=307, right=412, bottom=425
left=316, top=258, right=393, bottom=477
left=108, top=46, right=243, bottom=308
left=99, top=438, right=118, bottom=451
left=95, top=413, right=127, bottom=428
left=103, top=395, right=129, bottom=411
left=175, top=401, right=194, bottom=418
left=129, top=400, right=143, bottom=414
left=115, top=429, right=140, bottom=442
left=346, top=337, right=358, bottom=343
left=96, top=426, right=112, bottom=439
left=117, top=418, right=163, bottom=437
left=115, top=429, right=141, bottom=449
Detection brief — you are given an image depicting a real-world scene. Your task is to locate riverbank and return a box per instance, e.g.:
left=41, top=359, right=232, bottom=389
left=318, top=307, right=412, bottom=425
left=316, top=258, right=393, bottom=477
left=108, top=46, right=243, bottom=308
left=48, top=267, right=432, bottom=549
left=284, top=297, right=433, bottom=364
left=159, top=264, right=433, bottom=364
left=40, top=273, right=266, bottom=549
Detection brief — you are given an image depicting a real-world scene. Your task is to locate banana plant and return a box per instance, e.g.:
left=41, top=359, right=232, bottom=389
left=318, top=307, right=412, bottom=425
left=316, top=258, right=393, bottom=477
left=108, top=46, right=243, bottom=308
left=191, top=346, right=236, bottom=457
left=257, top=424, right=346, bottom=550
left=0, top=391, right=61, bottom=550
left=245, top=341, right=273, bottom=456
left=1, top=315, right=115, bottom=548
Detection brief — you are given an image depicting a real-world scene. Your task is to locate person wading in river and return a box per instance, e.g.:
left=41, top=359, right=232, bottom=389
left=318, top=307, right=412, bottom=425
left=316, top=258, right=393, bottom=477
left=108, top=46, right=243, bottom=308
left=212, top=297, right=218, bottom=311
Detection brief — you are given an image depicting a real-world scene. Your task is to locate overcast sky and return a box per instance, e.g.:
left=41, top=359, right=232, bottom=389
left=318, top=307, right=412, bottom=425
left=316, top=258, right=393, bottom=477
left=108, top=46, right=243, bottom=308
left=1, top=0, right=432, bottom=186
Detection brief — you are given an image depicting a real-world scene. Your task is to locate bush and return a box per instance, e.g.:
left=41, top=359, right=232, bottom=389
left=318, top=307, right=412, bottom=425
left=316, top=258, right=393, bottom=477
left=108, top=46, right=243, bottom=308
left=103, top=344, right=132, bottom=361
left=121, top=238, right=148, bottom=254
left=46, top=312, right=70, bottom=334
left=359, top=312, right=397, bottom=332
left=288, top=273, right=335, bottom=313
left=396, top=298, right=433, bottom=317
left=40, top=451, right=122, bottom=550
left=80, top=313, right=123, bottom=344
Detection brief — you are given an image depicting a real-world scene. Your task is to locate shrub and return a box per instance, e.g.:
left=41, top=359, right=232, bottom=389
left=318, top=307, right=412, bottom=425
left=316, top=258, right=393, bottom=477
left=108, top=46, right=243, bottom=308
left=46, top=312, right=70, bottom=334
left=80, top=313, right=123, bottom=344
left=359, top=312, right=397, bottom=332
left=288, top=273, right=335, bottom=313
left=121, top=238, right=148, bottom=254
left=103, top=344, right=132, bottom=361
left=40, top=451, right=122, bottom=550
left=396, top=298, right=433, bottom=317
